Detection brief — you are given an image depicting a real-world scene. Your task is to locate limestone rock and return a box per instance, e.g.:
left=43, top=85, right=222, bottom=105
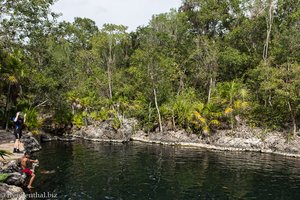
left=22, top=134, right=42, bottom=153
left=0, top=161, right=21, bottom=173
left=4, top=173, right=25, bottom=186
left=0, top=183, right=25, bottom=200
left=73, top=118, right=137, bottom=142
left=40, top=133, right=58, bottom=142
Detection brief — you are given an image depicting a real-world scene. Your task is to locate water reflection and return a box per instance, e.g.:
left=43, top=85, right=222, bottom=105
left=33, top=140, right=300, bottom=200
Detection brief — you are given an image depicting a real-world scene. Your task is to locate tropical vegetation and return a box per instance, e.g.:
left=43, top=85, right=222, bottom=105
left=0, top=0, right=299, bottom=137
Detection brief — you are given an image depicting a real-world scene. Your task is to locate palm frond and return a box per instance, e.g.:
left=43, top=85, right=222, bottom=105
left=0, top=149, right=12, bottom=160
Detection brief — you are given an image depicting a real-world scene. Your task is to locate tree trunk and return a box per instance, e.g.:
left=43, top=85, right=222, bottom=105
left=263, top=0, right=274, bottom=62
left=207, top=77, right=214, bottom=103
left=108, top=35, right=113, bottom=100
left=292, top=116, right=297, bottom=137
left=4, top=84, right=11, bottom=131
left=172, top=109, right=176, bottom=131
left=177, top=69, right=185, bottom=96
left=288, top=101, right=297, bottom=137
left=153, top=88, right=163, bottom=133
left=107, top=59, right=113, bottom=99
left=148, top=102, right=152, bottom=133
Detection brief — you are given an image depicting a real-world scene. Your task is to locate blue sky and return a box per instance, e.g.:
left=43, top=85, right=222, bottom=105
left=51, top=0, right=182, bottom=31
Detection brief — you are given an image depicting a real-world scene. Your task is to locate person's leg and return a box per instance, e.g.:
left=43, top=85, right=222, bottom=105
left=17, top=132, right=23, bottom=152
left=13, top=128, right=20, bottom=145
left=13, top=136, right=19, bottom=153
left=27, top=173, right=35, bottom=189
left=19, top=139, right=24, bottom=152
left=14, top=130, right=23, bottom=152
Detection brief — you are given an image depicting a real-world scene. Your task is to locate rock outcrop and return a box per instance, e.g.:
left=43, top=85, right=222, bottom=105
left=22, top=133, right=42, bottom=153
left=4, top=173, right=25, bottom=187
left=73, top=118, right=137, bottom=142
left=0, top=161, right=21, bottom=174
left=0, top=183, right=26, bottom=200
left=131, top=125, right=300, bottom=157
left=0, top=132, right=42, bottom=199
left=40, top=133, right=76, bottom=142
left=0, top=160, right=25, bottom=200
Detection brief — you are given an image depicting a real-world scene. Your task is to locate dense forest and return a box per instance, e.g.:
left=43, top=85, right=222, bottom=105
left=0, top=0, right=299, bottom=137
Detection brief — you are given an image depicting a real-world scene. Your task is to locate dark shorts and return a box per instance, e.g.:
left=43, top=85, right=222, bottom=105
left=14, top=129, right=22, bottom=139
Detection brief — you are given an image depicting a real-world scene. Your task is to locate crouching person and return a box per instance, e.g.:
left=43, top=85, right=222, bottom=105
left=20, top=152, right=39, bottom=189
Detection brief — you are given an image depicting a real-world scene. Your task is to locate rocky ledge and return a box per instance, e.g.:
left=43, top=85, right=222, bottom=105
left=131, top=125, right=300, bottom=157
left=72, top=118, right=137, bottom=143
left=22, top=133, right=42, bottom=153
left=0, top=131, right=42, bottom=199
left=0, top=183, right=26, bottom=200
left=69, top=119, right=300, bottom=157
left=0, top=161, right=27, bottom=200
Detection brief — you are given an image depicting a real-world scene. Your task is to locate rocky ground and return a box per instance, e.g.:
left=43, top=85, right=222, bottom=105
left=72, top=119, right=300, bottom=157
left=71, top=118, right=137, bottom=143
left=131, top=125, right=300, bottom=157
left=0, top=130, right=42, bottom=200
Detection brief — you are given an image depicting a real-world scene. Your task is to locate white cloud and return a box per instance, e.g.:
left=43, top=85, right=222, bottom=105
left=51, top=0, right=182, bottom=31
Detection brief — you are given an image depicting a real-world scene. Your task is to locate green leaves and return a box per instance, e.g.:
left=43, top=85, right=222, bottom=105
left=0, top=149, right=12, bottom=161
left=0, top=0, right=299, bottom=136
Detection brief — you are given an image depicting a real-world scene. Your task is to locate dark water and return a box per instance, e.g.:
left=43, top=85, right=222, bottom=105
left=31, top=140, right=300, bottom=200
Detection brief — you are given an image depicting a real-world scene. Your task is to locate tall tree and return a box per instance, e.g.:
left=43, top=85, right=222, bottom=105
left=91, top=24, right=128, bottom=100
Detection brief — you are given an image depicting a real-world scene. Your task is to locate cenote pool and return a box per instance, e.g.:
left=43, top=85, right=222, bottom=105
left=31, top=140, right=300, bottom=200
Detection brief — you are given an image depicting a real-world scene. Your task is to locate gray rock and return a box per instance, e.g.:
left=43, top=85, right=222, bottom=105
left=117, top=118, right=138, bottom=142
left=132, top=129, right=202, bottom=144
left=0, top=161, right=21, bottom=173
left=4, top=173, right=25, bottom=186
left=40, top=133, right=58, bottom=142
left=74, top=118, right=138, bottom=142
left=57, top=136, right=76, bottom=142
left=0, top=183, right=25, bottom=200
left=22, top=134, right=42, bottom=153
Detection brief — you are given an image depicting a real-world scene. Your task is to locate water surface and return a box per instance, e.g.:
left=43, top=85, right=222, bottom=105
left=33, top=140, right=300, bottom=199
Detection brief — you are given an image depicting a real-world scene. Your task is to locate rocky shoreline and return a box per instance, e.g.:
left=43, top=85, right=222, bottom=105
left=71, top=119, right=300, bottom=158
left=131, top=131, right=300, bottom=158
left=0, top=131, right=42, bottom=200
left=1, top=119, right=299, bottom=199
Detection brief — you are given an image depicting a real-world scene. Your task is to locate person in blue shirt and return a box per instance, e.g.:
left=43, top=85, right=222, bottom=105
left=13, top=112, right=26, bottom=153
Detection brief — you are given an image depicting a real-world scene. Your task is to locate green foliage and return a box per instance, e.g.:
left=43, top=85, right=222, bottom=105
left=193, top=102, right=223, bottom=135
left=0, top=173, right=10, bottom=182
left=0, top=149, right=12, bottom=160
left=212, top=80, right=252, bottom=129
left=23, top=107, right=41, bottom=130
left=219, top=47, right=252, bottom=81
left=72, top=114, right=84, bottom=128
left=1, top=0, right=300, bottom=136
left=54, top=109, right=73, bottom=125
left=248, top=62, right=300, bottom=134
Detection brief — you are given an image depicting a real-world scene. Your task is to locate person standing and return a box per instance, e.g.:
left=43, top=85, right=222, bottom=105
left=13, top=111, right=26, bottom=153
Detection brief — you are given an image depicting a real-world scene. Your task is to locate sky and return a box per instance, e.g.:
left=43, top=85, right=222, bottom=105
left=51, top=0, right=182, bottom=32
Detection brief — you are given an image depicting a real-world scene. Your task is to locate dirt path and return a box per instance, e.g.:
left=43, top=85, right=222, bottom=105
left=0, top=130, right=25, bottom=161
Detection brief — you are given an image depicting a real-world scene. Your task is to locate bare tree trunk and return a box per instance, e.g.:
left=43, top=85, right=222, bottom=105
left=263, top=0, right=274, bottom=62
left=153, top=88, right=163, bottom=133
left=177, top=69, right=185, bottom=96
left=172, top=109, right=176, bottom=130
left=288, top=101, right=297, bottom=137
left=148, top=102, right=152, bottom=133
left=107, top=34, right=113, bottom=100
left=264, top=1, right=274, bottom=107
left=4, top=84, right=11, bottom=131
left=292, top=116, right=297, bottom=137
left=207, top=77, right=213, bottom=103
left=107, top=60, right=113, bottom=99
